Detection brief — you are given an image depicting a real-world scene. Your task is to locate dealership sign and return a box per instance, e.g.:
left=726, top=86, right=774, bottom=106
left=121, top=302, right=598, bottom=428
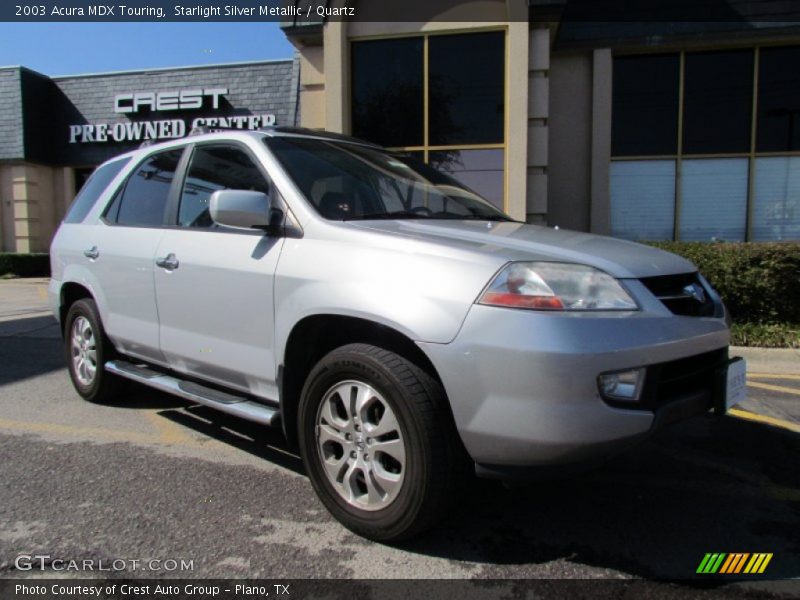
left=69, top=88, right=277, bottom=144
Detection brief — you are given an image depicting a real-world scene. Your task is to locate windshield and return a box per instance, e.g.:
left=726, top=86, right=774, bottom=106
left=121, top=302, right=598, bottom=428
left=264, top=136, right=513, bottom=222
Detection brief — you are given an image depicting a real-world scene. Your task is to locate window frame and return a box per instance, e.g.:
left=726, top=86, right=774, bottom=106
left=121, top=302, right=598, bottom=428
left=349, top=27, right=508, bottom=212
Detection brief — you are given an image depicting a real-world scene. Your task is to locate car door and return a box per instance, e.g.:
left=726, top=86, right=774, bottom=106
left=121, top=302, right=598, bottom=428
left=153, top=142, right=285, bottom=400
left=88, top=147, right=185, bottom=365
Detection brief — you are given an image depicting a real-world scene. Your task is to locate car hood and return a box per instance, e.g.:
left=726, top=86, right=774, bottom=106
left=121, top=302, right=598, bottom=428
left=349, top=220, right=696, bottom=279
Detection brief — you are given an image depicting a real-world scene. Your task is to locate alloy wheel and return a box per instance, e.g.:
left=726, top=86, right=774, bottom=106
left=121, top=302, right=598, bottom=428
left=70, top=315, right=97, bottom=386
left=315, top=380, right=406, bottom=511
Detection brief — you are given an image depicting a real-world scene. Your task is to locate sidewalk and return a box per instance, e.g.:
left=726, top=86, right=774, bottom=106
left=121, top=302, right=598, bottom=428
left=732, top=347, right=800, bottom=375
left=0, top=277, right=50, bottom=322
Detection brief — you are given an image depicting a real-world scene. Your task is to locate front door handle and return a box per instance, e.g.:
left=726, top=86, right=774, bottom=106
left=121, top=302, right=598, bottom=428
left=155, top=253, right=179, bottom=270
left=83, top=246, right=99, bottom=259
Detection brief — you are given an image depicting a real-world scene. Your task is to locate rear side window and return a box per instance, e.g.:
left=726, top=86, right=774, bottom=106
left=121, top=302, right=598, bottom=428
left=178, top=145, right=271, bottom=228
left=63, top=158, right=130, bottom=224
left=108, top=148, right=183, bottom=227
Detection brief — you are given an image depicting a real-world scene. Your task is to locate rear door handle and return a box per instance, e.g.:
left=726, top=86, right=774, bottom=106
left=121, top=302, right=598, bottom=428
left=155, top=253, right=179, bottom=270
left=83, top=246, right=99, bottom=259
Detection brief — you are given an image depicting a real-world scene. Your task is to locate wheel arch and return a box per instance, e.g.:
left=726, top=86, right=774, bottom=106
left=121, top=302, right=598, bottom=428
left=279, top=314, right=453, bottom=449
left=59, top=281, right=95, bottom=336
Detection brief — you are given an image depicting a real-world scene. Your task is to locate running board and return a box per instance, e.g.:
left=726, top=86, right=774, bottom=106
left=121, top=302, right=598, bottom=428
left=105, top=360, right=279, bottom=426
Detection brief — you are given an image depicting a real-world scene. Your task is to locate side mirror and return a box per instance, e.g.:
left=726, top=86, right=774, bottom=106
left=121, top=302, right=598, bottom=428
left=210, top=190, right=281, bottom=234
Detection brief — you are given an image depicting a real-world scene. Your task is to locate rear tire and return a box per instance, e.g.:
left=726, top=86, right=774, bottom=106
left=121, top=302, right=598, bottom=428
left=64, top=298, right=122, bottom=404
left=298, top=343, right=469, bottom=541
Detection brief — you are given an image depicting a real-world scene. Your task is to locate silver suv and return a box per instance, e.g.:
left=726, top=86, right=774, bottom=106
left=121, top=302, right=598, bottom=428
left=50, top=128, right=745, bottom=541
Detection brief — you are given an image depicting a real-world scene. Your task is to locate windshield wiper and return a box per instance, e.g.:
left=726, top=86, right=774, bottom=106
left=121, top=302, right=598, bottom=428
left=345, top=212, right=516, bottom=222
left=458, top=215, right=515, bottom=222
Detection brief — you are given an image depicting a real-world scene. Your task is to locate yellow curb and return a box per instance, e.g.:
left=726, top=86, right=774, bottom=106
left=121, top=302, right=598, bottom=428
left=728, top=408, right=800, bottom=434
left=748, top=373, right=800, bottom=381
left=747, top=381, right=800, bottom=396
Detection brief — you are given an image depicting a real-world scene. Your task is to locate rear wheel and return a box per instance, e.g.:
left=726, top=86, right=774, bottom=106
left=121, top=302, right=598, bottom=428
left=64, top=298, right=122, bottom=403
left=298, top=343, right=469, bottom=541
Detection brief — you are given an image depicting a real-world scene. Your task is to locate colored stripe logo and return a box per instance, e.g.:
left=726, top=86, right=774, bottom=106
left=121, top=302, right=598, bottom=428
left=697, top=553, right=773, bottom=574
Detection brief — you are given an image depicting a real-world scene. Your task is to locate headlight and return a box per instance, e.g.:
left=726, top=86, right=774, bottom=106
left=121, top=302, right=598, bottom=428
left=478, top=262, right=638, bottom=311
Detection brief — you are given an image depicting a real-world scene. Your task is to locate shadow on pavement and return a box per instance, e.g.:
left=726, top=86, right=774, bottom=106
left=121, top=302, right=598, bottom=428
left=403, top=416, right=800, bottom=581
left=118, top=382, right=305, bottom=476
left=138, top=392, right=800, bottom=581
left=0, top=315, right=64, bottom=386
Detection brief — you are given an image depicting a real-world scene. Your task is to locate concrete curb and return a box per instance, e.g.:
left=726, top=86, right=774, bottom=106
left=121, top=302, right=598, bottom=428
left=731, top=346, right=800, bottom=375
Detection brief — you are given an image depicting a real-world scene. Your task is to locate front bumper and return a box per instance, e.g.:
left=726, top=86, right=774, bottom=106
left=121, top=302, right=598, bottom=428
left=419, top=302, right=730, bottom=470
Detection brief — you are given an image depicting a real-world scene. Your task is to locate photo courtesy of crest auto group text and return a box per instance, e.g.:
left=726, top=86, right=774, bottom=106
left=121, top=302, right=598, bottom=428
left=0, top=1, right=798, bottom=599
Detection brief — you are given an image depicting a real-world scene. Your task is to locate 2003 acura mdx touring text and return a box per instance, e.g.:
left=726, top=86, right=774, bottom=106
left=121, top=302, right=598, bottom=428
left=50, top=127, right=747, bottom=541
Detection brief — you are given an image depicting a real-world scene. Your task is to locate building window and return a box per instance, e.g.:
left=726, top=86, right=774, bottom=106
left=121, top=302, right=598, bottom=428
left=683, top=50, right=753, bottom=155
left=757, top=47, right=800, bottom=152
left=611, top=47, right=800, bottom=241
left=351, top=30, right=506, bottom=210
left=610, top=160, right=676, bottom=240
left=351, top=37, right=424, bottom=148
left=612, top=54, right=679, bottom=157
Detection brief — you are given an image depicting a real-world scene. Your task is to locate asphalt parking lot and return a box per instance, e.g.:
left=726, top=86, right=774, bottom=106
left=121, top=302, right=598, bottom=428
left=0, top=279, right=797, bottom=593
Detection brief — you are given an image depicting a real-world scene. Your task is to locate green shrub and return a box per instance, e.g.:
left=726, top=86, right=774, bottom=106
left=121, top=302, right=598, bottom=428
left=648, top=242, right=800, bottom=325
left=0, top=253, right=50, bottom=278
left=731, top=322, right=800, bottom=349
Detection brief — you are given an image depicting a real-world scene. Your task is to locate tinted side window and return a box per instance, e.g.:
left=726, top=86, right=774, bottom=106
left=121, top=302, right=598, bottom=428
left=114, top=149, right=183, bottom=227
left=63, top=158, right=130, bottom=224
left=179, top=145, right=270, bottom=228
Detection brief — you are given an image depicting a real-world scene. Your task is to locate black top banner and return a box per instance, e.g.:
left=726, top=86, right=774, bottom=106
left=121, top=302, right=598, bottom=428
left=3, top=0, right=800, bottom=23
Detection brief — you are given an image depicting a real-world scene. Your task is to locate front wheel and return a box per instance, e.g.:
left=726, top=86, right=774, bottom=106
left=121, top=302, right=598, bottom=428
left=298, top=343, right=469, bottom=541
left=64, top=298, right=122, bottom=403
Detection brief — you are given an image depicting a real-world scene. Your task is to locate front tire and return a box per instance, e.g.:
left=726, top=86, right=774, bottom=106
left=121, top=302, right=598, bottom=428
left=64, top=298, right=121, bottom=403
left=298, top=343, right=468, bottom=541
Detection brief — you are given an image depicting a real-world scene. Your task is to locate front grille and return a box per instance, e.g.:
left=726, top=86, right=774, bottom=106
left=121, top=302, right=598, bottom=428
left=649, top=348, right=727, bottom=408
left=640, top=272, right=716, bottom=317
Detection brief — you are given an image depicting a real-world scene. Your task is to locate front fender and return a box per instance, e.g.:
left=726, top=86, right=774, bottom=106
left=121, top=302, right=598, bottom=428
left=273, top=235, right=502, bottom=364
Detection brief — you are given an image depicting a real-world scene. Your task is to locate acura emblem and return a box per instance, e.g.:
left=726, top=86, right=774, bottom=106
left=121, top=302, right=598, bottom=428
left=683, top=283, right=707, bottom=304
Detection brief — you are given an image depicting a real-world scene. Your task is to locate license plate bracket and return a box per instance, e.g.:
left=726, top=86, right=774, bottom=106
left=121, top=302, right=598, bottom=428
left=715, top=357, right=747, bottom=414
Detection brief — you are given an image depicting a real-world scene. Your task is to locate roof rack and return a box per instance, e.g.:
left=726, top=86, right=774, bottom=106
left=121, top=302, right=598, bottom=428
left=184, top=124, right=383, bottom=149
left=188, top=125, right=255, bottom=136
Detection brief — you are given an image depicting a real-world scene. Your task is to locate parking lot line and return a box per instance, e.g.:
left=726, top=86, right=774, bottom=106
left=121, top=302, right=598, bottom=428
left=144, top=410, right=196, bottom=445
left=0, top=417, right=162, bottom=444
left=747, top=381, right=800, bottom=396
left=728, top=408, right=800, bottom=434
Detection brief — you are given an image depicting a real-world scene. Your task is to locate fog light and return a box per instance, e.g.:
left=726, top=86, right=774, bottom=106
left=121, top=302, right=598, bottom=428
left=598, top=368, right=645, bottom=402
